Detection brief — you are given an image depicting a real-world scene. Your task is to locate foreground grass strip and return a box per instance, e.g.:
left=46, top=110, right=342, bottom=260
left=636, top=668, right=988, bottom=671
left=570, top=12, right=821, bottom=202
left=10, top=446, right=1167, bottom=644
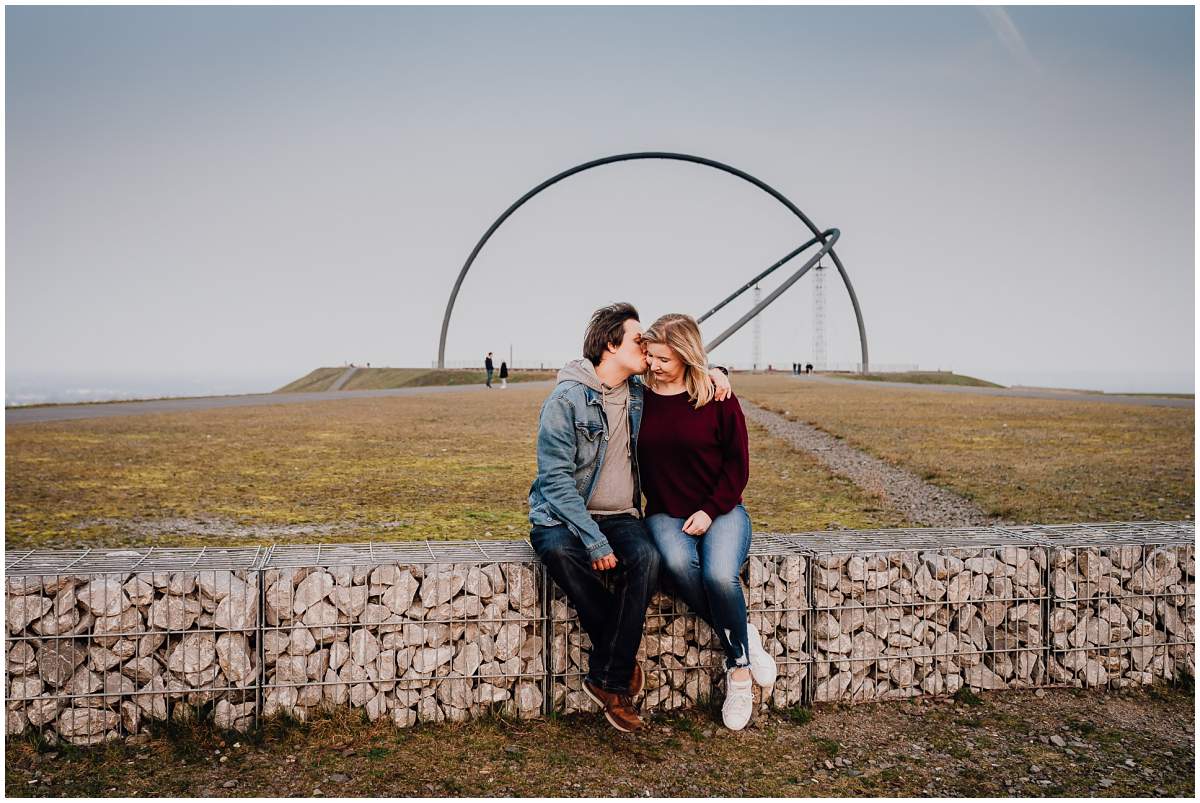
left=736, top=375, right=1194, bottom=523
left=5, top=384, right=906, bottom=550
left=5, top=686, right=1192, bottom=797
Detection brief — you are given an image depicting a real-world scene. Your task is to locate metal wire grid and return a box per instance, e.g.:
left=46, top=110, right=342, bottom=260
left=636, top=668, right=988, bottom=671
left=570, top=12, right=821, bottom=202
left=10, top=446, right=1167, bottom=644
left=798, top=538, right=1049, bottom=703
left=257, top=555, right=548, bottom=727
left=993, top=523, right=1195, bottom=690
left=548, top=540, right=811, bottom=715
left=5, top=558, right=262, bottom=745
left=263, top=540, right=537, bottom=568
left=5, top=546, right=268, bottom=576
left=6, top=523, right=1194, bottom=740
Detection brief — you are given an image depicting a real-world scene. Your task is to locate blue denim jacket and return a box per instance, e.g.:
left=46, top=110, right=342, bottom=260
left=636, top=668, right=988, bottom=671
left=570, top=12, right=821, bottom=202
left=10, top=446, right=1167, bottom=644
left=527, top=376, right=644, bottom=560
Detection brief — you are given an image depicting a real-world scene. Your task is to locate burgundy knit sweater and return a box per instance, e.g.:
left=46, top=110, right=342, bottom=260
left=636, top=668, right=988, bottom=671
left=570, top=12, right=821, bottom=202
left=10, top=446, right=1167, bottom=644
left=638, top=386, right=750, bottom=520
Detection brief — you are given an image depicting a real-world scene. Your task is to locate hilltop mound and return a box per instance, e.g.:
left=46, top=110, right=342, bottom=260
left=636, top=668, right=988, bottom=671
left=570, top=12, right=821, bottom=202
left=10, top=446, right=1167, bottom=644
left=274, top=367, right=556, bottom=393
left=835, top=371, right=1003, bottom=388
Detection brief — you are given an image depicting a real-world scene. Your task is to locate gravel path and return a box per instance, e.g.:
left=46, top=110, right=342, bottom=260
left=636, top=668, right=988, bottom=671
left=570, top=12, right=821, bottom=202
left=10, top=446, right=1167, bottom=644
left=742, top=400, right=1000, bottom=527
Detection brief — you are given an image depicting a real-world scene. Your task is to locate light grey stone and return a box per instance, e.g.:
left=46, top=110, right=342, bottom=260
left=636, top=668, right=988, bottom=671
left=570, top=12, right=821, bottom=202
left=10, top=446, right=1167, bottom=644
left=330, top=586, right=368, bottom=618
left=8, top=641, right=37, bottom=675
left=7, top=594, right=53, bottom=633
left=419, top=570, right=467, bottom=608
left=381, top=572, right=420, bottom=614
left=165, top=634, right=217, bottom=674
left=38, top=640, right=88, bottom=686
left=149, top=596, right=202, bottom=631
left=493, top=622, right=525, bottom=662
left=215, top=593, right=258, bottom=631
left=216, top=633, right=255, bottom=686
left=350, top=629, right=381, bottom=666
left=197, top=570, right=250, bottom=602
left=58, top=708, right=120, bottom=737
left=292, top=572, right=334, bottom=615
left=77, top=580, right=131, bottom=617
left=412, top=646, right=455, bottom=674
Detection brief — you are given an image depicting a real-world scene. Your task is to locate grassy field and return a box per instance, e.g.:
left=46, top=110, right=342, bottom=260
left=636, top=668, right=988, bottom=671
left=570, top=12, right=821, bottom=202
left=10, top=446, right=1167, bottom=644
left=735, top=375, right=1194, bottom=523
left=3, top=375, right=1193, bottom=796
left=4, top=382, right=906, bottom=550
left=5, top=685, right=1192, bottom=797
left=831, top=370, right=1004, bottom=387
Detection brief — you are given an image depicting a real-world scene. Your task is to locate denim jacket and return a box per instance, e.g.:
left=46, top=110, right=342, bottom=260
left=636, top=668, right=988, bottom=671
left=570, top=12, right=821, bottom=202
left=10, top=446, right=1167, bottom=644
left=527, top=375, right=644, bottom=560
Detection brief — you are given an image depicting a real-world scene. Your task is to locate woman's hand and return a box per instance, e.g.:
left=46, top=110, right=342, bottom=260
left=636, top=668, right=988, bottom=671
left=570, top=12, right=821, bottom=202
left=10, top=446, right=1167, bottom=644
left=709, top=367, right=732, bottom=401
left=682, top=510, right=713, bottom=536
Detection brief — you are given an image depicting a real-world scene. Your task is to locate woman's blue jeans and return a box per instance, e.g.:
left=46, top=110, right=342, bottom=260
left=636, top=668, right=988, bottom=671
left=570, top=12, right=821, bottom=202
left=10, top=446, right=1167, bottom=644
left=647, top=505, right=752, bottom=669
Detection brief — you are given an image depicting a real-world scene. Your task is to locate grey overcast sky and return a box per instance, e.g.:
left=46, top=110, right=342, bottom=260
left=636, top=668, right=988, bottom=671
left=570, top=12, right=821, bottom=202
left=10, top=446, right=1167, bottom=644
left=5, top=5, right=1195, bottom=400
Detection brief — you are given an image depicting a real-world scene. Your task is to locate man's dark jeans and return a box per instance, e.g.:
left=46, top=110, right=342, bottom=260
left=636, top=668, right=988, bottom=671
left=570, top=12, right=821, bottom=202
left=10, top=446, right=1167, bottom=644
left=531, top=514, right=660, bottom=694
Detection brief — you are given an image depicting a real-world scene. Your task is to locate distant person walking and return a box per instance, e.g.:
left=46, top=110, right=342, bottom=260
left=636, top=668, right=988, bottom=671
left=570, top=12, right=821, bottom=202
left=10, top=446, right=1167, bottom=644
left=485, top=352, right=494, bottom=388
left=499, top=361, right=509, bottom=388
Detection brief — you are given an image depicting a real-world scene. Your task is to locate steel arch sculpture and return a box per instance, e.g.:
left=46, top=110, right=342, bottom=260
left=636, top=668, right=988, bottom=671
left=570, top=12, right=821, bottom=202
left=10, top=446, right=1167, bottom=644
left=437, top=152, right=868, bottom=371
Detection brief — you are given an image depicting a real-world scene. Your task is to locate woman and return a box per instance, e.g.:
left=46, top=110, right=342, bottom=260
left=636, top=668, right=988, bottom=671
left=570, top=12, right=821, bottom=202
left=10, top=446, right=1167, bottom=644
left=637, top=313, right=777, bottom=731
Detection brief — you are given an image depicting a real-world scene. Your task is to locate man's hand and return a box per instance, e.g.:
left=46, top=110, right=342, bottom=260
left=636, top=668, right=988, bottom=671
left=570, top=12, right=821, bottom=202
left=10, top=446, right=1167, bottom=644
left=708, top=367, right=732, bottom=401
left=682, top=510, right=713, bottom=536
left=592, top=553, right=618, bottom=571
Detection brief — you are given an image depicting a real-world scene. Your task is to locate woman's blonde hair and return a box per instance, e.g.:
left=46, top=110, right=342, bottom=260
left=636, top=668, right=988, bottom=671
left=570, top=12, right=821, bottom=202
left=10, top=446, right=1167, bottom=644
left=642, top=313, right=715, bottom=409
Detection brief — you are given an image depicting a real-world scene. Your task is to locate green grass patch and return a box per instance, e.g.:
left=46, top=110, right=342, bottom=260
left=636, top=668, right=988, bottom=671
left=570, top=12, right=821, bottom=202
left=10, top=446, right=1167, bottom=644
left=953, top=686, right=984, bottom=707
left=813, top=737, right=840, bottom=756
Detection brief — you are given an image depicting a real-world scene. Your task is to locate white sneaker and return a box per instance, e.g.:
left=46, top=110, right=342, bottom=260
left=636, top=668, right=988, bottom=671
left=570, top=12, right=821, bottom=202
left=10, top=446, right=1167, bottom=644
left=746, top=621, right=778, bottom=688
left=722, top=670, right=754, bottom=731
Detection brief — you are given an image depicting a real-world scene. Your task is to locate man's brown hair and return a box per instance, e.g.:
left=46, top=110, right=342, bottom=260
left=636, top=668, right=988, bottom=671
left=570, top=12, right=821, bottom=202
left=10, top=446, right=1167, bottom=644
left=582, top=302, right=640, bottom=366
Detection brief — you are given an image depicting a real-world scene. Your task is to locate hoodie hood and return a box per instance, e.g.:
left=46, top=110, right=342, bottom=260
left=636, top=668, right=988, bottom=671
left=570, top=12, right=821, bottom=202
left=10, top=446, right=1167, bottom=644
left=556, top=358, right=606, bottom=392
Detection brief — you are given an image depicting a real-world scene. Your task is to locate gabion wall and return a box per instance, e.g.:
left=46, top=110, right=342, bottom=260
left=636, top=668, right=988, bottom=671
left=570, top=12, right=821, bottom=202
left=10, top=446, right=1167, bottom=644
left=5, top=547, right=265, bottom=745
left=5, top=522, right=1193, bottom=746
left=1004, top=524, right=1195, bottom=688
left=805, top=529, right=1051, bottom=702
left=258, top=543, right=546, bottom=729
left=552, top=541, right=809, bottom=715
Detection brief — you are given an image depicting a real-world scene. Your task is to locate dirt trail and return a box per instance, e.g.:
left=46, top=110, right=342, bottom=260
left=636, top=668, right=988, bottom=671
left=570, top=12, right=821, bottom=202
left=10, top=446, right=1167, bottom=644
left=742, top=400, right=1000, bottom=527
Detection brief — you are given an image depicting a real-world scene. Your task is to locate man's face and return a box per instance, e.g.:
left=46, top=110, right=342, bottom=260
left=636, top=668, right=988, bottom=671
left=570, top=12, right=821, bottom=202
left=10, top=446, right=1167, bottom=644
left=607, top=318, right=647, bottom=375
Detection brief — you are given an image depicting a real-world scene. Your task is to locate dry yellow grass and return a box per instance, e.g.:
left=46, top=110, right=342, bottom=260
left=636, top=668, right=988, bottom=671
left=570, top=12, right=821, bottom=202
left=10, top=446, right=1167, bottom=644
left=4, top=385, right=906, bottom=550
left=736, top=375, right=1194, bottom=524
left=4, top=685, right=1193, bottom=797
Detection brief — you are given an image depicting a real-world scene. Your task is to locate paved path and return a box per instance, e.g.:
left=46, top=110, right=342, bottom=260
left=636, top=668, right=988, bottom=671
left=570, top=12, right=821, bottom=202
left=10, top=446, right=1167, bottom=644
left=6, top=382, right=555, bottom=425
left=327, top=366, right=359, bottom=392
left=787, top=374, right=1193, bottom=408
left=742, top=401, right=1000, bottom=527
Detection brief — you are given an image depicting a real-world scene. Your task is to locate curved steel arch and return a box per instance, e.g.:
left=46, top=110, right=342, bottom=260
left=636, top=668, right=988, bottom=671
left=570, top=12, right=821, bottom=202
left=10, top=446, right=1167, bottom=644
left=438, top=151, right=868, bottom=371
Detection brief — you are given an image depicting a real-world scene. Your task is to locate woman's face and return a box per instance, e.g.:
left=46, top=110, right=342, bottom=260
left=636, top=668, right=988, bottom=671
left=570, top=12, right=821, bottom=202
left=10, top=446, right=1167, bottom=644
left=645, top=342, right=684, bottom=385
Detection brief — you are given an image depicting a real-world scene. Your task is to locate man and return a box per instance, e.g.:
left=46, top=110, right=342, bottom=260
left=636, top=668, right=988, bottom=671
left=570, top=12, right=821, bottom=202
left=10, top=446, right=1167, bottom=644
left=527, top=302, right=730, bottom=732
left=485, top=352, right=494, bottom=387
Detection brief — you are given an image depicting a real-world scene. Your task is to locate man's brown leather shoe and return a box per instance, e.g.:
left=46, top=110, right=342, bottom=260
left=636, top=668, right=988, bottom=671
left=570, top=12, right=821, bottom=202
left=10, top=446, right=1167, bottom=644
left=583, top=678, right=643, bottom=733
left=629, top=662, right=644, bottom=697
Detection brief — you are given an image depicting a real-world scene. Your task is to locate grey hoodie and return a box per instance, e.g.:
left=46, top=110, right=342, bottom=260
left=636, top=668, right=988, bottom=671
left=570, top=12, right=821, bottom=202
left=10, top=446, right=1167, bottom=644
left=556, top=359, right=639, bottom=517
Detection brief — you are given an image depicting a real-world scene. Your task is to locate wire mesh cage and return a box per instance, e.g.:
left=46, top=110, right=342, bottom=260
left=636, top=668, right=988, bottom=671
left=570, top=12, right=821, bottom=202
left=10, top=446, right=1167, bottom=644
left=788, top=527, right=1052, bottom=703
left=258, top=541, right=547, bottom=727
left=549, top=534, right=810, bottom=715
left=5, top=547, right=266, bottom=745
left=6, top=522, right=1192, bottom=742
left=1001, top=522, right=1196, bottom=690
